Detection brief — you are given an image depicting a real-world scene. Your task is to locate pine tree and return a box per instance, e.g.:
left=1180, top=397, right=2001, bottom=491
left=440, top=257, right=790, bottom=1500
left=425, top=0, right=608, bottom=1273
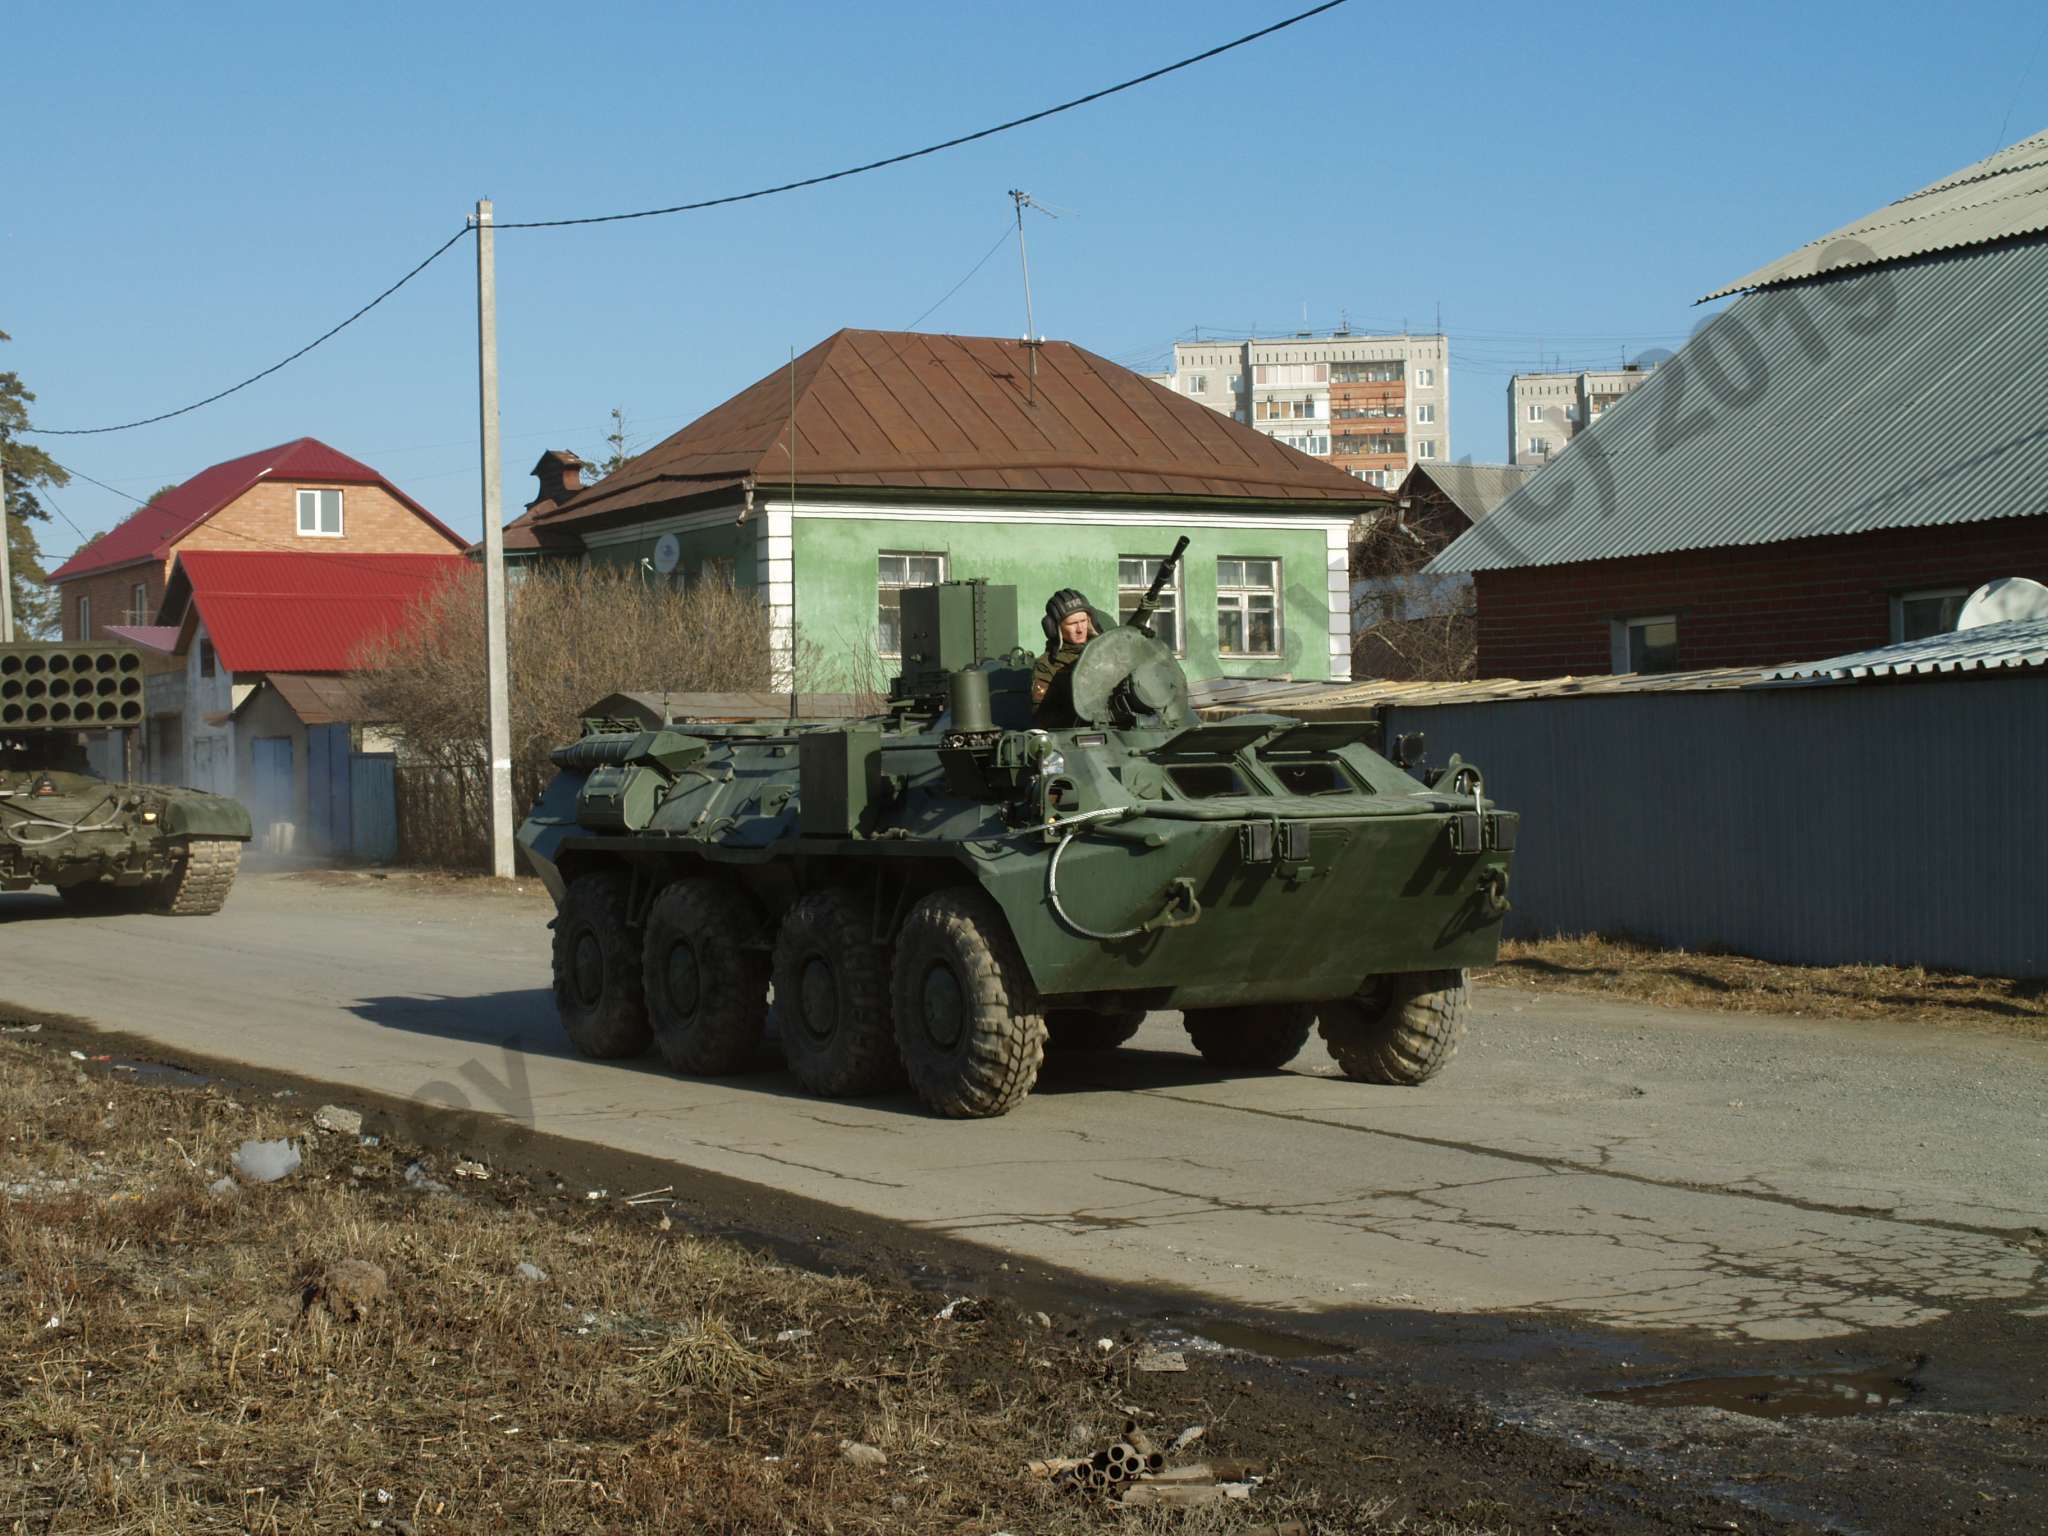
left=1, top=329, right=66, bottom=638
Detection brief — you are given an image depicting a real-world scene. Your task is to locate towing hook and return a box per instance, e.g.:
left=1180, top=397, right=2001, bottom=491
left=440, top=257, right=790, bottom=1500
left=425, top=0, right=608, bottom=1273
left=1478, top=866, right=1511, bottom=918
left=1140, top=877, right=1202, bottom=934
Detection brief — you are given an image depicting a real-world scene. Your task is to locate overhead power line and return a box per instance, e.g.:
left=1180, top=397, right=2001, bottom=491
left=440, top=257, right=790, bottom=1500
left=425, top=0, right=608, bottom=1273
left=493, top=2, right=1349, bottom=230
left=26, top=227, right=472, bottom=437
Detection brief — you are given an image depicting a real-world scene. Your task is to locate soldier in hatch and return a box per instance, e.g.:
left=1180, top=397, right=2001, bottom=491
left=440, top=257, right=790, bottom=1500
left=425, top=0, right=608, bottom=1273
left=1031, top=588, right=1099, bottom=727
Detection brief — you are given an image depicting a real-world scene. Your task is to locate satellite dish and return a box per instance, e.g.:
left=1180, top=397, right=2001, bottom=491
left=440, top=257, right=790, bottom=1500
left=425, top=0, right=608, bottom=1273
left=651, top=533, right=682, bottom=575
left=1957, top=576, right=2048, bottom=630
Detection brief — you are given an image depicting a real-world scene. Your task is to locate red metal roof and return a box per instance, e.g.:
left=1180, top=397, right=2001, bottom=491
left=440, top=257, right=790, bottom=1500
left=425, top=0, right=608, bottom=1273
left=48, top=437, right=466, bottom=583
left=166, top=550, right=466, bottom=673
left=526, top=330, right=1386, bottom=536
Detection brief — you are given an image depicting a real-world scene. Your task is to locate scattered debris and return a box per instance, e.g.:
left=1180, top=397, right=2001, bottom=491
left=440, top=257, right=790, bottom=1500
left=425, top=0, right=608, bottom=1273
left=622, top=1184, right=674, bottom=1204
left=934, top=1296, right=983, bottom=1322
left=313, top=1104, right=363, bottom=1136
left=69, top=1050, right=86, bottom=1060
left=0, top=1022, right=40, bottom=1034
left=584, top=1189, right=608, bottom=1201
left=774, top=1327, right=812, bottom=1343
left=403, top=1161, right=451, bottom=1195
left=514, top=1262, right=549, bottom=1284
left=1168, top=1424, right=1206, bottom=1453
left=838, top=1439, right=888, bottom=1468
left=1135, top=1347, right=1188, bottom=1372
left=231, top=1139, right=301, bottom=1184
left=206, top=1175, right=238, bottom=1200
left=359, top=1135, right=380, bottom=1148
left=1033, top=1311, right=1053, bottom=1329
left=1094, top=1337, right=1116, bottom=1353
left=453, top=1159, right=491, bottom=1181
left=303, top=1259, right=389, bottom=1323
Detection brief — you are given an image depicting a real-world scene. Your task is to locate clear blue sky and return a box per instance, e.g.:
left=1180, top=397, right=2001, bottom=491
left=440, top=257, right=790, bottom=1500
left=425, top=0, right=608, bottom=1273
left=8, top=0, right=2046, bottom=561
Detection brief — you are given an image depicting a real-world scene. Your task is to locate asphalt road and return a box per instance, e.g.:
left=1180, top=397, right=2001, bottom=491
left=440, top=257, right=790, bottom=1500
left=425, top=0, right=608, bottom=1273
left=4, top=868, right=2042, bottom=1351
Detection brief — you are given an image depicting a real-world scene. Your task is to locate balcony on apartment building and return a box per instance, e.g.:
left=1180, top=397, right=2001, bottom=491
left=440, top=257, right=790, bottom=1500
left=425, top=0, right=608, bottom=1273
left=1331, top=405, right=1405, bottom=425
left=1333, top=434, right=1406, bottom=457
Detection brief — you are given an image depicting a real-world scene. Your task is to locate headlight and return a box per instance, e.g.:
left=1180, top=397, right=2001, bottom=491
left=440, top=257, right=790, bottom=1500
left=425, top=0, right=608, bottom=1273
left=1039, top=750, right=1067, bottom=777
left=140, top=809, right=159, bottom=824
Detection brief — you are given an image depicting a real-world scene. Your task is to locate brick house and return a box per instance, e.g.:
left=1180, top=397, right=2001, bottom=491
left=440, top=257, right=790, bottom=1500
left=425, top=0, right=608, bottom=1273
left=47, top=436, right=466, bottom=643
left=1430, top=127, right=2048, bottom=678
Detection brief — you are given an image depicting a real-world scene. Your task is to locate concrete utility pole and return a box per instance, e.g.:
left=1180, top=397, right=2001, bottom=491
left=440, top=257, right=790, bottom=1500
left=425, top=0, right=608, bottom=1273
left=474, top=198, right=515, bottom=878
left=0, top=454, right=14, bottom=642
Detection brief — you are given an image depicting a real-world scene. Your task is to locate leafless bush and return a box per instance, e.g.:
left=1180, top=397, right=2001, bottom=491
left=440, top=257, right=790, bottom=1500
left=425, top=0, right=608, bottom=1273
left=356, top=564, right=772, bottom=867
left=1349, top=510, right=1478, bottom=681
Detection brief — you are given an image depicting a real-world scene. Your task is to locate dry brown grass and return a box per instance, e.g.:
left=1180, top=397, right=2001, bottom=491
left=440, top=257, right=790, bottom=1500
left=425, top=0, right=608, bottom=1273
left=0, top=1040, right=1443, bottom=1535
left=1481, top=934, right=2048, bottom=1037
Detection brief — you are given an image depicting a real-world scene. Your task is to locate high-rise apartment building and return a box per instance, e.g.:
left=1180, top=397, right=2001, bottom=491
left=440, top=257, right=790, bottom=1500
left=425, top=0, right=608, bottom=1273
left=1507, top=365, right=1656, bottom=466
left=1167, top=333, right=1450, bottom=489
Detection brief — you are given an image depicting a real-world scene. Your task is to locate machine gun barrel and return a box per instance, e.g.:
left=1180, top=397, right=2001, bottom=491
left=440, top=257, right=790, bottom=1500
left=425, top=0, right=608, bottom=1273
left=1127, top=536, right=1190, bottom=637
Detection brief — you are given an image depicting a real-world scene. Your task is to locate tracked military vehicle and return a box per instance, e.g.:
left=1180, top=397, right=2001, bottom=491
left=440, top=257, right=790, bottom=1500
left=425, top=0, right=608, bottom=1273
left=1, top=642, right=250, bottom=915
left=518, top=545, right=1516, bottom=1118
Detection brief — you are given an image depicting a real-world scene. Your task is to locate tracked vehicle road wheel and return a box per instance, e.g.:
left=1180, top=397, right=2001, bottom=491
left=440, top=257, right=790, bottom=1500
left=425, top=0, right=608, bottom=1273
left=551, top=871, right=652, bottom=1059
left=145, top=839, right=242, bottom=915
left=773, top=890, right=902, bottom=1098
left=1317, top=969, right=1469, bottom=1085
left=643, top=879, right=769, bottom=1076
left=1181, top=1003, right=1315, bottom=1070
left=892, top=888, right=1044, bottom=1119
left=1044, top=1007, right=1145, bottom=1053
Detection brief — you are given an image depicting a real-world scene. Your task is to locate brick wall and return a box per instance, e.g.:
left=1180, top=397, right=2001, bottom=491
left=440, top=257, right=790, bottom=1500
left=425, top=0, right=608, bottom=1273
left=1474, top=516, right=2048, bottom=678
left=58, top=564, right=162, bottom=641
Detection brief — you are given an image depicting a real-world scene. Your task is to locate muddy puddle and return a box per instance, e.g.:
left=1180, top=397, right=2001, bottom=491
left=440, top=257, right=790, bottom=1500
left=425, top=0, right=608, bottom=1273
left=1594, top=1364, right=1919, bottom=1420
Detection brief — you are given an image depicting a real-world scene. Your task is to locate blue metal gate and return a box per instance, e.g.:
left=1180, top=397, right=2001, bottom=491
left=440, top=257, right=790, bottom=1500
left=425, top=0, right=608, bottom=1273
left=249, top=736, right=295, bottom=846
left=306, top=724, right=352, bottom=856
left=349, top=753, right=398, bottom=863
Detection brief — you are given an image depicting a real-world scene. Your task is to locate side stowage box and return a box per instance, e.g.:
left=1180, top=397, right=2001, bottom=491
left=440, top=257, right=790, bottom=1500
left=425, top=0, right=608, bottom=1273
left=799, top=727, right=882, bottom=837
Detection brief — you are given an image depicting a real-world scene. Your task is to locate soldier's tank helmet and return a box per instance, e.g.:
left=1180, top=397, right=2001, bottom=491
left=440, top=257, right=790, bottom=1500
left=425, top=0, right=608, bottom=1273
left=1043, top=588, right=1094, bottom=645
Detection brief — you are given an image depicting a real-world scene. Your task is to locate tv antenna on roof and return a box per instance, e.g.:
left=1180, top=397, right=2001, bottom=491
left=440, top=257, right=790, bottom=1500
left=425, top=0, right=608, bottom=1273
left=1009, top=189, right=1062, bottom=402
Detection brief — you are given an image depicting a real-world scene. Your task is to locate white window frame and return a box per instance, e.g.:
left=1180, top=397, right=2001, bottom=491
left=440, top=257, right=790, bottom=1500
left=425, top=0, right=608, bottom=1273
left=1185, top=374, right=1209, bottom=395
left=130, top=582, right=148, bottom=625
left=1526, top=403, right=1544, bottom=422
left=1119, top=555, right=1185, bottom=656
left=1416, top=439, right=1438, bottom=459
left=1527, top=435, right=1550, bottom=455
left=1890, top=586, right=1970, bottom=643
left=876, top=551, right=946, bottom=658
left=1215, top=556, right=1282, bottom=658
left=1414, top=403, right=1436, bottom=424
left=1611, top=614, right=1679, bottom=675
left=1415, top=366, right=1435, bottom=387
left=296, top=487, right=345, bottom=538
left=77, top=595, right=90, bottom=640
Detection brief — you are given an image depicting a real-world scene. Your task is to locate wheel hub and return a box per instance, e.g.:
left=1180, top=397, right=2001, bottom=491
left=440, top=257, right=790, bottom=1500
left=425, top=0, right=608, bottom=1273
left=664, top=939, right=701, bottom=1018
left=920, top=962, right=966, bottom=1050
left=572, top=930, right=605, bottom=1006
left=798, top=956, right=839, bottom=1042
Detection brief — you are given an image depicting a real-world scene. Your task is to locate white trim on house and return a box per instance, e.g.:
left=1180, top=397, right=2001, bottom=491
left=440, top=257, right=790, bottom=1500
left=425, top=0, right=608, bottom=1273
left=763, top=502, right=795, bottom=686
left=1325, top=524, right=1353, bottom=682
left=783, top=499, right=1358, bottom=534
left=578, top=502, right=750, bottom=547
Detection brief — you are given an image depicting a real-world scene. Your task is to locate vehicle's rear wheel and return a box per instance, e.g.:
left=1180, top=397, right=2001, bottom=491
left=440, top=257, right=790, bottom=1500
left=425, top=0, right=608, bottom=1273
left=1317, top=969, right=1469, bottom=1085
left=1181, top=1003, right=1315, bottom=1070
left=772, top=889, right=902, bottom=1098
left=1043, top=1007, right=1145, bottom=1053
left=551, top=871, right=652, bottom=1059
left=643, top=878, right=768, bottom=1075
left=892, top=888, right=1044, bottom=1118
left=144, top=838, right=242, bottom=915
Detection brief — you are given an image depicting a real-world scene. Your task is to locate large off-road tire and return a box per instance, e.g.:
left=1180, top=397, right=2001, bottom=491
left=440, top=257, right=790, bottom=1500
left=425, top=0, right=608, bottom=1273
left=642, top=879, right=769, bottom=1076
left=772, top=889, right=903, bottom=1098
left=144, top=839, right=243, bottom=915
left=1044, top=1007, right=1145, bottom=1054
left=1181, top=1003, right=1316, bottom=1070
left=551, top=871, right=652, bottom=1060
left=1317, top=969, right=1470, bottom=1085
left=892, top=888, right=1044, bottom=1119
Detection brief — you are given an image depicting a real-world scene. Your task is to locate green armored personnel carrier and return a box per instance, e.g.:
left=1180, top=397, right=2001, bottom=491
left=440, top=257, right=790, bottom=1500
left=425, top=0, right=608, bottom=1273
left=1, top=642, right=251, bottom=915
left=519, top=546, right=1516, bottom=1118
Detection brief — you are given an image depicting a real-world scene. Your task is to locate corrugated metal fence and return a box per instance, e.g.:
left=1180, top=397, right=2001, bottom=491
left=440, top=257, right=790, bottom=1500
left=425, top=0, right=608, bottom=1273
left=1383, top=673, right=2048, bottom=976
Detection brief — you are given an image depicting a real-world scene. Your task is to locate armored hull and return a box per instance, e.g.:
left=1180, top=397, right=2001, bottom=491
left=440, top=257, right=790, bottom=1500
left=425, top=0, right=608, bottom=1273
left=519, top=576, right=1515, bottom=1117
left=1, top=644, right=252, bottom=915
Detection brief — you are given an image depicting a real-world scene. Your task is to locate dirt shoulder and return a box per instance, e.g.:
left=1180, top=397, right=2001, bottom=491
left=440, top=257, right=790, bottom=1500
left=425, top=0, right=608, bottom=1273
left=1479, top=934, right=2047, bottom=1039
left=0, top=1026, right=1785, bottom=1536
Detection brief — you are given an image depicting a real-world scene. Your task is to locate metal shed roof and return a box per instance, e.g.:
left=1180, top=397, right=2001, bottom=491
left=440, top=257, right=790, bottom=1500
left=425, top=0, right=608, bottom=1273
left=1765, top=615, right=2048, bottom=682
left=1702, top=127, right=2048, bottom=300
left=1428, top=235, right=2048, bottom=574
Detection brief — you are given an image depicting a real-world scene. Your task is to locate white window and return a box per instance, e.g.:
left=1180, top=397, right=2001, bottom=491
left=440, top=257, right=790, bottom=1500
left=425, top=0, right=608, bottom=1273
left=877, top=552, right=945, bottom=656
left=1527, top=436, right=1550, bottom=455
left=1526, top=403, right=1544, bottom=422
left=1891, top=587, right=1969, bottom=642
left=1415, top=367, right=1435, bottom=387
left=77, top=595, right=90, bottom=640
left=1186, top=374, right=1209, bottom=395
left=1216, top=557, right=1281, bottom=657
left=1611, top=615, right=1679, bottom=675
left=130, top=582, right=148, bottom=625
left=1252, top=363, right=1329, bottom=387
left=1416, top=439, right=1438, bottom=458
left=1414, top=403, right=1436, bottom=424
left=1119, top=555, right=1184, bottom=654
left=296, top=488, right=344, bottom=537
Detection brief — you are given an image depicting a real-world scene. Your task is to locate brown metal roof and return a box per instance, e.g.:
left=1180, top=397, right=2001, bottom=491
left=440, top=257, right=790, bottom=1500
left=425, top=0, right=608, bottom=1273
left=527, top=329, right=1385, bottom=535
left=255, top=673, right=377, bottom=726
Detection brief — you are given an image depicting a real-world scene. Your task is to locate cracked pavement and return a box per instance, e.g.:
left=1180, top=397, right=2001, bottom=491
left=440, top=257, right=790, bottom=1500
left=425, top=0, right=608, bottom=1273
left=3, top=870, right=2042, bottom=1344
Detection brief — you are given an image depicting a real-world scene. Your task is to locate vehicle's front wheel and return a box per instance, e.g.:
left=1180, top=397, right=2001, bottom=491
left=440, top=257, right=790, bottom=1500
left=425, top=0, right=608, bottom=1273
left=1181, top=1003, right=1315, bottom=1070
left=772, top=889, right=902, bottom=1098
left=1317, top=969, right=1469, bottom=1085
left=551, top=871, right=652, bottom=1059
left=643, top=879, right=769, bottom=1075
left=892, top=889, right=1044, bottom=1118
left=1043, top=1007, right=1145, bottom=1053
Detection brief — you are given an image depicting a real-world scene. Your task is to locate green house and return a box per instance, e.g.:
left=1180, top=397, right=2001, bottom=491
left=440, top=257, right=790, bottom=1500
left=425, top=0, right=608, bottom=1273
left=505, top=330, right=1384, bottom=688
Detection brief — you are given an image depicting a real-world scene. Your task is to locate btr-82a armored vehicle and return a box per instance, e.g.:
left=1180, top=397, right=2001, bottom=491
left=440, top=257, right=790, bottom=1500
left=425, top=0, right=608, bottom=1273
left=518, top=546, right=1516, bottom=1118
left=1, top=642, right=251, bottom=915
